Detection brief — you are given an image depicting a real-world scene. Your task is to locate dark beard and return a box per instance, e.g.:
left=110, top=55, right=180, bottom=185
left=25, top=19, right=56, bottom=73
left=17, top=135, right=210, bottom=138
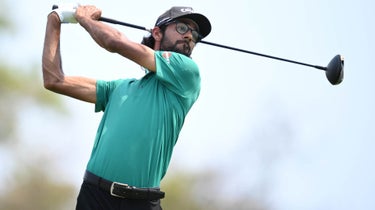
left=159, top=38, right=192, bottom=57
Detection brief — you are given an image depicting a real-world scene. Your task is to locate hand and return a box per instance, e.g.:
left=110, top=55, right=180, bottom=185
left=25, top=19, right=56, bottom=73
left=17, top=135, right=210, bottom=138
left=75, top=5, right=102, bottom=22
left=51, top=3, right=79, bottom=24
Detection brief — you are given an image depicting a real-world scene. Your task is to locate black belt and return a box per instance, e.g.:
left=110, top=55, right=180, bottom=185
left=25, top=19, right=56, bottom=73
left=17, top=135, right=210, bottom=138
left=84, top=170, right=165, bottom=200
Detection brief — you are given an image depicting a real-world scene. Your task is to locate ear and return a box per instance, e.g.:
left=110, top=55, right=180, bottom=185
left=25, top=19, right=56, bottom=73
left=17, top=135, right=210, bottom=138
left=152, top=27, right=163, bottom=42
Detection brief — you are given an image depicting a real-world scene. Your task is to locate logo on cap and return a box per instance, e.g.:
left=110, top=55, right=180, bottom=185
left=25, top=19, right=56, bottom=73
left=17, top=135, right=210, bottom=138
left=180, top=8, right=193, bottom=13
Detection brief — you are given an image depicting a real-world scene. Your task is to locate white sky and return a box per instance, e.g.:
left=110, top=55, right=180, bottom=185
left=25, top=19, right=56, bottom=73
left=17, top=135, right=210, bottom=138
left=1, top=0, right=375, bottom=209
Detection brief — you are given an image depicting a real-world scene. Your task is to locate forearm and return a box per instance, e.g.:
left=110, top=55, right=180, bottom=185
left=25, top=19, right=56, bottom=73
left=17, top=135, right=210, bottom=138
left=75, top=6, right=156, bottom=71
left=42, top=13, right=64, bottom=90
left=80, top=18, right=156, bottom=71
left=42, top=12, right=97, bottom=103
left=78, top=16, right=124, bottom=53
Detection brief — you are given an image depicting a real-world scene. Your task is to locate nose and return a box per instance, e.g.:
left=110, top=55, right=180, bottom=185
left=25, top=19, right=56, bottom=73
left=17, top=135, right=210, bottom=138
left=183, top=30, right=194, bottom=41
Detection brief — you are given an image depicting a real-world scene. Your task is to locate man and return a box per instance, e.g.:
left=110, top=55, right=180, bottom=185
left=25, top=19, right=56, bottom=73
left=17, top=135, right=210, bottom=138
left=42, top=4, right=211, bottom=210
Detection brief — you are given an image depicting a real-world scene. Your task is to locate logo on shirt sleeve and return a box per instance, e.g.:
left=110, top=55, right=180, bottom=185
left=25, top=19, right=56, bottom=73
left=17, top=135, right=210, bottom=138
left=162, top=52, right=172, bottom=64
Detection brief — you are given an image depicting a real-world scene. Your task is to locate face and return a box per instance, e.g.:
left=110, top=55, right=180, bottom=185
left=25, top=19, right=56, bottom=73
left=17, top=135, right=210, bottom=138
left=158, top=18, right=199, bottom=57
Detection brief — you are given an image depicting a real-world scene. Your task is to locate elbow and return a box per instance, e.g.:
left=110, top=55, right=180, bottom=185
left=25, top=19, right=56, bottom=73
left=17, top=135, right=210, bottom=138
left=42, top=64, right=64, bottom=92
left=43, top=80, right=57, bottom=91
left=43, top=77, right=60, bottom=92
left=43, top=78, right=65, bottom=93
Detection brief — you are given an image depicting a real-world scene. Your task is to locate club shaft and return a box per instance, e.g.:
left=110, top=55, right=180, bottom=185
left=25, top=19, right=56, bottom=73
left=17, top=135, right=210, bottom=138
left=99, top=17, right=150, bottom=32
left=200, top=40, right=326, bottom=70
left=98, top=16, right=326, bottom=71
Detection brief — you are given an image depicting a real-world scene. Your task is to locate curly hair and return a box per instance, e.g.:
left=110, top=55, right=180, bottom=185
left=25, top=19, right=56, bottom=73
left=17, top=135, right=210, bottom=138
left=141, top=35, right=155, bottom=49
left=141, top=25, right=167, bottom=49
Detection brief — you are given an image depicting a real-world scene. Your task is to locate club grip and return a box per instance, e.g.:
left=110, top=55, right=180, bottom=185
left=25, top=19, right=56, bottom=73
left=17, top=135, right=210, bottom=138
left=52, top=5, right=58, bottom=10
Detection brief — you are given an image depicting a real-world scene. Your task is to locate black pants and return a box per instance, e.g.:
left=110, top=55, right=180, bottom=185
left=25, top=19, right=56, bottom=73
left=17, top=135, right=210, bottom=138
left=76, top=181, right=163, bottom=210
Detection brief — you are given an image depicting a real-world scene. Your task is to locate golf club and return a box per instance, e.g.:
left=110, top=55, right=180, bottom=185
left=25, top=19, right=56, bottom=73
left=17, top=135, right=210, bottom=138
left=52, top=5, right=344, bottom=85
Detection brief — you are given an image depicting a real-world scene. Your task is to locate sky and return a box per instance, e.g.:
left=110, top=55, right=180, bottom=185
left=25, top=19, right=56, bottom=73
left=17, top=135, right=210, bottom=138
left=1, top=0, right=375, bottom=209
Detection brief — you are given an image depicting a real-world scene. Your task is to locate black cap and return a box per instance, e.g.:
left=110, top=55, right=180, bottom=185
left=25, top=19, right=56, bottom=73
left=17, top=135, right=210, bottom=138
left=155, top=6, right=211, bottom=39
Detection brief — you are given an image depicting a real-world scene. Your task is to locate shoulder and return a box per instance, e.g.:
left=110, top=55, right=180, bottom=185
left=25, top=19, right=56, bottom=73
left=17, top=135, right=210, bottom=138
left=155, top=51, right=198, bottom=67
left=155, top=51, right=200, bottom=78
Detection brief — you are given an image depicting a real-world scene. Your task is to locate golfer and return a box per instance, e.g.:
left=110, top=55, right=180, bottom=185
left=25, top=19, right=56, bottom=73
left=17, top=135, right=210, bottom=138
left=42, top=4, right=211, bottom=210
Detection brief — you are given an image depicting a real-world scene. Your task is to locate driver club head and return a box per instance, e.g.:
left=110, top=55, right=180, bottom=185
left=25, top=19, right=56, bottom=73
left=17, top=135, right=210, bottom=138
left=326, top=54, right=344, bottom=85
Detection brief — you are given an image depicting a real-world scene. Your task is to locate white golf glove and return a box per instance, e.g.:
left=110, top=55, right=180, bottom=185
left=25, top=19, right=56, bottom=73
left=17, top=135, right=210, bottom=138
left=52, top=3, right=79, bottom=24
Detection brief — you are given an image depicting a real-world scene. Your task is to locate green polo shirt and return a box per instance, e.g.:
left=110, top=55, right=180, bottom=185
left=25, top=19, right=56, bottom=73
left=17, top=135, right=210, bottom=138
left=86, top=51, right=201, bottom=188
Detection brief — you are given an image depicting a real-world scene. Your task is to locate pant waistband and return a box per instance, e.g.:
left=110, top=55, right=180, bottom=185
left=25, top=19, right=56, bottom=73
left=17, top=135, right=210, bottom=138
left=83, top=170, right=165, bottom=200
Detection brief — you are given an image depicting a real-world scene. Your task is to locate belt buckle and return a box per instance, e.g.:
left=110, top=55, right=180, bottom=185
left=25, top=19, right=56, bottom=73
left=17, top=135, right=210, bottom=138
left=110, top=182, right=130, bottom=198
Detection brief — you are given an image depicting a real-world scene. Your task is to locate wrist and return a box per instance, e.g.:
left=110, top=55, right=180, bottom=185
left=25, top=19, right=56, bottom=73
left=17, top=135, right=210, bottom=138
left=48, top=11, right=62, bottom=25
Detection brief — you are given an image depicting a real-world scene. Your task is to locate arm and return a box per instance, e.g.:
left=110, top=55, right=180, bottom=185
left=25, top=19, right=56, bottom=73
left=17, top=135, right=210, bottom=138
left=75, top=5, right=157, bottom=72
left=42, top=12, right=97, bottom=103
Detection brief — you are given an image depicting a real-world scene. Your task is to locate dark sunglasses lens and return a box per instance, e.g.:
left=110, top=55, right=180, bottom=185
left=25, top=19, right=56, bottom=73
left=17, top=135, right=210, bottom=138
left=192, top=31, right=199, bottom=41
left=176, top=23, right=188, bottom=34
left=176, top=23, right=200, bottom=41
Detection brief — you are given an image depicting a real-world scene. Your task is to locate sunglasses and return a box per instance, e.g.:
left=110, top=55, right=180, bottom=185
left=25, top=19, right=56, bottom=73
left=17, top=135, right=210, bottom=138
left=166, top=21, right=201, bottom=42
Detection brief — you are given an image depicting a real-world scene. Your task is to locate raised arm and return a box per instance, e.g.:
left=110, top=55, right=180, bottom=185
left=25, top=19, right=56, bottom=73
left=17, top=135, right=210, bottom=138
left=42, top=12, right=97, bottom=103
left=75, top=5, right=157, bottom=72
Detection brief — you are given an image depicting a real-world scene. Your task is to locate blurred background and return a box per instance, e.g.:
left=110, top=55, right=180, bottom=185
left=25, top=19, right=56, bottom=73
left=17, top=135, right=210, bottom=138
left=1, top=0, right=374, bottom=209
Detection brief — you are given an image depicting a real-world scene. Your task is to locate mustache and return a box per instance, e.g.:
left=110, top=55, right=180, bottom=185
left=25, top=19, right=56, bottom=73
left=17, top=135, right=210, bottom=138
left=176, top=40, right=189, bottom=44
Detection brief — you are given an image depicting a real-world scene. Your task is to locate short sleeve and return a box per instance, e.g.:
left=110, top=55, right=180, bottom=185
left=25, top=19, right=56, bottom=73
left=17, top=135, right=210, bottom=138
left=95, top=80, right=124, bottom=112
left=154, top=51, right=201, bottom=97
